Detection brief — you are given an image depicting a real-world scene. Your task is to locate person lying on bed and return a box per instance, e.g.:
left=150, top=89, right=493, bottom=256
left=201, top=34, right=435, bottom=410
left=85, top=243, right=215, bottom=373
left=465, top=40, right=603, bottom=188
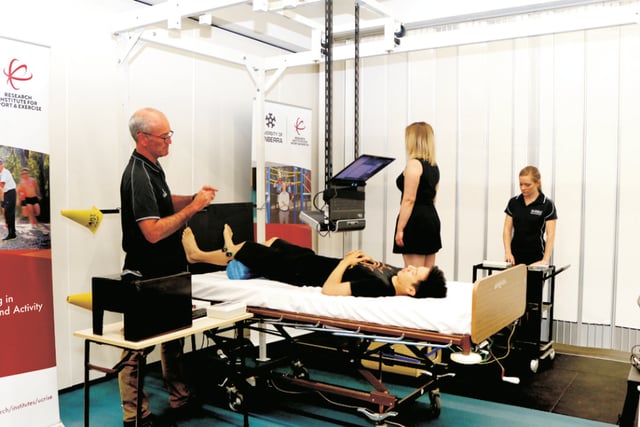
left=182, top=225, right=446, bottom=298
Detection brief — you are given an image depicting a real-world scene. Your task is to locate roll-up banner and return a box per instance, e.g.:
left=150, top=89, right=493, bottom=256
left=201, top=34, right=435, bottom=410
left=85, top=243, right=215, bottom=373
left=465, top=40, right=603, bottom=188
left=0, top=36, right=59, bottom=427
left=253, top=100, right=312, bottom=247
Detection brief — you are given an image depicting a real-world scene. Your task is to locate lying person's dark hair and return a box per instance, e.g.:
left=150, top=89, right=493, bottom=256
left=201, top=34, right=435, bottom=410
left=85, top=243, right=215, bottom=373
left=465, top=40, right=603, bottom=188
left=414, top=266, right=447, bottom=299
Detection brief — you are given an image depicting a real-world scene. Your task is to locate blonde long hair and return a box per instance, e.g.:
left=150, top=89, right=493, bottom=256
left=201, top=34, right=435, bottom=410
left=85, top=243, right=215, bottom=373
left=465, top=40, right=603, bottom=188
left=405, top=122, right=436, bottom=166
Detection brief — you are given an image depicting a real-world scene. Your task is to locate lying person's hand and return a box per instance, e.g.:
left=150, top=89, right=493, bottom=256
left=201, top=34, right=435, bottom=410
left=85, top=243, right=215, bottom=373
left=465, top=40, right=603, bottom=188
left=343, top=250, right=372, bottom=267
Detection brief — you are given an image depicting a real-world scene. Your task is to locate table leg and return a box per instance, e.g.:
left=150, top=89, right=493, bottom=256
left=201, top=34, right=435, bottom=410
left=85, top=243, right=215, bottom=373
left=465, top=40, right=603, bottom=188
left=84, top=340, right=91, bottom=427
left=136, top=352, right=145, bottom=426
left=238, top=322, right=249, bottom=427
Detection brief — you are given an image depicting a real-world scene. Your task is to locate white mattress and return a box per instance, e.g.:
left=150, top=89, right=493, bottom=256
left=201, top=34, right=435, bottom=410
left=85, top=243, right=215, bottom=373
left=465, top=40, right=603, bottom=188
left=191, top=271, right=473, bottom=335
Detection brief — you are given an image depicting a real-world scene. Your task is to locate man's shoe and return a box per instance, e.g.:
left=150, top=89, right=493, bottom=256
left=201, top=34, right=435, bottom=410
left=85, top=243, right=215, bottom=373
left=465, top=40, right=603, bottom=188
left=171, top=398, right=202, bottom=421
left=123, top=413, right=157, bottom=427
left=123, top=413, right=177, bottom=427
left=2, top=234, right=16, bottom=241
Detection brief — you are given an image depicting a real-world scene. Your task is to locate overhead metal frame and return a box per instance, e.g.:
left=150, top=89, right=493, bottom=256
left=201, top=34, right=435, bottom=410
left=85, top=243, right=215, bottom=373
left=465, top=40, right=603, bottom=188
left=113, top=1, right=639, bottom=70
left=111, top=0, right=639, bottom=241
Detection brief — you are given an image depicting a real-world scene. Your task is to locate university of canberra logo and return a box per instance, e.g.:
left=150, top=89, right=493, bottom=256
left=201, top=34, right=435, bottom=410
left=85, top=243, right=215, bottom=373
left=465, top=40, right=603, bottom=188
left=3, top=58, right=33, bottom=90
left=1, top=57, right=42, bottom=112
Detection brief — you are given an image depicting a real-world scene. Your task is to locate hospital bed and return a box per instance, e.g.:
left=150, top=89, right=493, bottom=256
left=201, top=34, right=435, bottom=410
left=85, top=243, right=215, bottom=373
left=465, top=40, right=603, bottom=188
left=190, top=264, right=527, bottom=424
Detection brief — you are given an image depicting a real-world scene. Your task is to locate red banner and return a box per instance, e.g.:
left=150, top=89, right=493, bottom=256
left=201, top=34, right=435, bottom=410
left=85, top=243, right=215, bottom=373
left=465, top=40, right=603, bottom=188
left=0, top=36, right=59, bottom=427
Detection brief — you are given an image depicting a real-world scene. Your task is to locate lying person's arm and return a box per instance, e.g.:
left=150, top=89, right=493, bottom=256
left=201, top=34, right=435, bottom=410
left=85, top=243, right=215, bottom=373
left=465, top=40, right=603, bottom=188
left=321, top=250, right=371, bottom=296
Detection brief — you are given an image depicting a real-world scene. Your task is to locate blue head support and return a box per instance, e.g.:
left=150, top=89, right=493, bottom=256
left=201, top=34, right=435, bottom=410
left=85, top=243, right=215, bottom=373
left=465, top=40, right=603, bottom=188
left=226, top=260, right=253, bottom=280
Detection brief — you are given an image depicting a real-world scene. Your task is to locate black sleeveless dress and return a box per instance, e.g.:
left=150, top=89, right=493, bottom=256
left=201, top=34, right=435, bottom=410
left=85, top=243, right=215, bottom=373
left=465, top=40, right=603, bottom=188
left=393, top=160, right=442, bottom=255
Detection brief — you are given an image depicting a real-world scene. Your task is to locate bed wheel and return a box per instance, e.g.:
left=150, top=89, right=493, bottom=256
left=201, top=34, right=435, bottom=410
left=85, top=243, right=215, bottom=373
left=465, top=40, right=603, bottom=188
left=291, top=360, right=309, bottom=379
left=549, top=348, right=556, bottom=360
left=226, top=384, right=245, bottom=412
left=427, top=389, right=441, bottom=418
left=530, top=358, right=539, bottom=373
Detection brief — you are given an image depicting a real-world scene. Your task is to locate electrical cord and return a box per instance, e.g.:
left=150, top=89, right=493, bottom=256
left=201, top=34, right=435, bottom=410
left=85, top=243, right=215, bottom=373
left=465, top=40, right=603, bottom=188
left=478, top=322, right=517, bottom=366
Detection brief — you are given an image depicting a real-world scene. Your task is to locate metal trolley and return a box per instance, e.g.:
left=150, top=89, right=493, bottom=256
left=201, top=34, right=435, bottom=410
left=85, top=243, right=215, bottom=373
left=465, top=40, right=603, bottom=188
left=472, top=262, right=569, bottom=373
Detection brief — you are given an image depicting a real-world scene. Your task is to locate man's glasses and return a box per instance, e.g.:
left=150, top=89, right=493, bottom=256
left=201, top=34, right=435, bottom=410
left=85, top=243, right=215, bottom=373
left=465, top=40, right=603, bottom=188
left=140, top=130, right=174, bottom=143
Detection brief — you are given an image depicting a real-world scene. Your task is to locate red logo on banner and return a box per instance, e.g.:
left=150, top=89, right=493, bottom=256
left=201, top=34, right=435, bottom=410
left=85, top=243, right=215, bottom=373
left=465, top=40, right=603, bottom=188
left=3, top=58, right=33, bottom=90
left=294, top=117, right=306, bottom=135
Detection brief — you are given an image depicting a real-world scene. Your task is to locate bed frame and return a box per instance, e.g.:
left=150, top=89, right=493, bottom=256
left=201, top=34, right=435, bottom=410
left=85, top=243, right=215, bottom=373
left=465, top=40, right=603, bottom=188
left=199, top=265, right=527, bottom=425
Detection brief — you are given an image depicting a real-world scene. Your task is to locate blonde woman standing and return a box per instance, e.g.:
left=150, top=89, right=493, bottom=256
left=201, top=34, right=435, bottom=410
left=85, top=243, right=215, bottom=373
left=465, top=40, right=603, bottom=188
left=503, top=166, right=558, bottom=266
left=393, top=122, right=441, bottom=268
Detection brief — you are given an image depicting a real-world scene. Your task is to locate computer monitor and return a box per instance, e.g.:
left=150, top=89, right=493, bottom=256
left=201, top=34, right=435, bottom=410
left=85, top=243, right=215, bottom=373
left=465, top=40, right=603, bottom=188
left=329, top=154, right=395, bottom=186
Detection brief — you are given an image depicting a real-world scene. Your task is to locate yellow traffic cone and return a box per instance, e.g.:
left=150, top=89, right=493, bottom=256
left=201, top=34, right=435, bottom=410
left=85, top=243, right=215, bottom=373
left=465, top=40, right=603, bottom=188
left=66, top=292, right=92, bottom=310
left=60, top=206, right=103, bottom=234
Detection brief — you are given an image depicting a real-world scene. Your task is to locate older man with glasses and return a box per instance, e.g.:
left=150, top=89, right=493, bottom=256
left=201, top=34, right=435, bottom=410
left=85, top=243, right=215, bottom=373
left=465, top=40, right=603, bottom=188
left=118, top=107, right=217, bottom=427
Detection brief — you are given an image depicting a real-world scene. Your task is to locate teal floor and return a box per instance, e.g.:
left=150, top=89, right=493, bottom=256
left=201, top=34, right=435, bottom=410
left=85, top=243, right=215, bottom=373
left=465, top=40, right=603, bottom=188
left=59, top=347, right=625, bottom=427
left=59, top=369, right=614, bottom=427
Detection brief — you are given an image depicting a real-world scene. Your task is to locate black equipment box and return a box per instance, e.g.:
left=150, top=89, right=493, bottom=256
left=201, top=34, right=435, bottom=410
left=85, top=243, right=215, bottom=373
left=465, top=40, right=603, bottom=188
left=299, top=154, right=393, bottom=233
left=324, top=185, right=365, bottom=222
left=92, top=272, right=192, bottom=341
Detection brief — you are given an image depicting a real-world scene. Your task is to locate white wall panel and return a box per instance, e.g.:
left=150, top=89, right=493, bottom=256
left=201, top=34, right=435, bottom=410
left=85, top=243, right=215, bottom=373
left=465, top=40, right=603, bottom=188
left=511, top=38, right=532, bottom=179
left=581, top=28, right=619, bottom=325
left=456, top=43, right=489, bottom=282
left=485, top=40, right=515, bottom=262
left=192, top=59, right=255, bottom=204
left=615, top=24, right=640, bottom=329
left=534, top=35, right=559, bottom=307
left=535, top=35, right=557, bottom=193
left=360, top=55, right=397, bottom=259
left=550, top=32, right=585, bottom=322
left=433, top=47, right=459, bottom=280
left=407, top=51, right=438, bottom=125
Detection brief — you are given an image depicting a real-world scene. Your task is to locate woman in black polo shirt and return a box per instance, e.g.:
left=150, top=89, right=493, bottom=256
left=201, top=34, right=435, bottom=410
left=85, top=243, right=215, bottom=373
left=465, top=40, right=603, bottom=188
left=503, top=166, right=558, bottom=265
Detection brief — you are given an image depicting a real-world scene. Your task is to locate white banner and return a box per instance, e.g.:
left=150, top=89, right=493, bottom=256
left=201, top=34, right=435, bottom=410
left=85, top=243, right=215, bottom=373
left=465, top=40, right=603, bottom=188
left=0, top=36, right=59, bottom=427
left=252, top=100, right=313, bottom=242
left=253, top=100, right=312, bottom=170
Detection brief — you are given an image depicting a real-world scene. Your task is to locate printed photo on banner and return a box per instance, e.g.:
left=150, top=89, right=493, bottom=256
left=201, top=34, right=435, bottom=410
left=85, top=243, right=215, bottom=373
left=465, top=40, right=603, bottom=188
left=267, top=165, right=311, bottom=225
left=0, top=146, right=50, bottom=249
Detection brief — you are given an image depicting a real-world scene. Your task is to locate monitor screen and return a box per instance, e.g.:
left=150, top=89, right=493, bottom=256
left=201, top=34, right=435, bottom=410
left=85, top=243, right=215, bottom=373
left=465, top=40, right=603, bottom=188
left=330, top=154, right=394, bottom=183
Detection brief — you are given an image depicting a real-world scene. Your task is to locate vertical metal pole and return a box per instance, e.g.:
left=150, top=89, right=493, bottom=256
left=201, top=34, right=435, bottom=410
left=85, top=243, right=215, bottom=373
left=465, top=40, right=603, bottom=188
left=324, top=0, right=333, bottom=186
left=253, top=71, right=267, bottom=243
left=354, top=0, right=360, bottom=158
left=257, top=321, right=269, bottom=362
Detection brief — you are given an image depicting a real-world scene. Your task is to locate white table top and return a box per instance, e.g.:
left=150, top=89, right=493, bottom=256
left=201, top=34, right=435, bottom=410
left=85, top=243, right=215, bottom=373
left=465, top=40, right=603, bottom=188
left=74, top=313, right=253, bottom=350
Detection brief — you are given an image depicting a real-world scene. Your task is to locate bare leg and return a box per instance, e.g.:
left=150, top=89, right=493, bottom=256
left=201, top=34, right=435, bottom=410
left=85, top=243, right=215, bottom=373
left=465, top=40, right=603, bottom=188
left=183, top=225, right=278, bottom=266
left=264, top=237, right=278, bottom=247
left=182, top=226, right=244, bottom=265
left=224, top=222, right=279, bottom=248
left=403, top=253, right=436, bottom=268
left=222, top=224, right=235, bottom=251
left=26, top=205, right=39, bottom=226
